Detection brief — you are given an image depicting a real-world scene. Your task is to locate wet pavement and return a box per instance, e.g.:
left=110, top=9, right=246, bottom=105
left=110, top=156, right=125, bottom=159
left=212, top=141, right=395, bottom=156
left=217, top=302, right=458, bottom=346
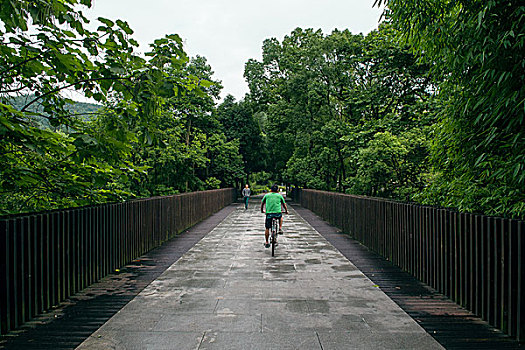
left=77, top=202, right=443, bottom=350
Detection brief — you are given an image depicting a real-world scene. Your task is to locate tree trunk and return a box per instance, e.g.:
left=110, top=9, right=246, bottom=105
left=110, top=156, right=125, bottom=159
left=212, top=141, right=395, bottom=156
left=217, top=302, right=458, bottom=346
left=337, top=146, right=346, bottom=192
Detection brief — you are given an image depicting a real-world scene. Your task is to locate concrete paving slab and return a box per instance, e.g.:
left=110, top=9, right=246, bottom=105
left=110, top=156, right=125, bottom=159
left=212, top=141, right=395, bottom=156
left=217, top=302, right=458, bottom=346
left=198, top=331, right=322, bottom=350
left=154, top=313, right=262, bottom=333
left=77, top=330, right=204, bottom=350
left=316, top=329, right=444, bottom=350
left=77, top=201, right=444, bottom=349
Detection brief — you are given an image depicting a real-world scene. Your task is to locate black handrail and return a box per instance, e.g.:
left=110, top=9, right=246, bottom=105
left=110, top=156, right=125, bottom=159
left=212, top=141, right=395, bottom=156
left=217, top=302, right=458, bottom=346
left=0, top=188, right=236, bottom=335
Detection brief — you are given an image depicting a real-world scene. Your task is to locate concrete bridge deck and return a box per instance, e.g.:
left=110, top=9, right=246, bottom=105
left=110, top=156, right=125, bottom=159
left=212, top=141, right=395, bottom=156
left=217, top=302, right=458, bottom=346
left=76, top=203, right=442, bottom=350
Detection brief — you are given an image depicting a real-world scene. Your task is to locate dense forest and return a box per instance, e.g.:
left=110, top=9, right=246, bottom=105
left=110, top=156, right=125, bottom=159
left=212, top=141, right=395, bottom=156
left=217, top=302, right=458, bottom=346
left=0, top=0, right=245, bottom=214
left=1, top=0, right=523, bottom=219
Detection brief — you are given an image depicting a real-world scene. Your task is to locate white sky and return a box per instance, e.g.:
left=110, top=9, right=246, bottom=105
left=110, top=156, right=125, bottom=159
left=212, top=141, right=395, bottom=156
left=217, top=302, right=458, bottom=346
left=85, top=1, right=383, bottom=101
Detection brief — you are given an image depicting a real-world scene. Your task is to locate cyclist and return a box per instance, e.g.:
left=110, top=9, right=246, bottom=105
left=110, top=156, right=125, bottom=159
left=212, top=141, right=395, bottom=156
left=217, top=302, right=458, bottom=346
left=242, top=184, right=251, bottom=210
left=261, top=184, right=288, bottom=248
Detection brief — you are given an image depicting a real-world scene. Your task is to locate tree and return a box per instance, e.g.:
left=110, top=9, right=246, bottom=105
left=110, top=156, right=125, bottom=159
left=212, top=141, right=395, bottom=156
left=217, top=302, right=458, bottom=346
left=244, top=25, right=434, bottom=198
left=0, top=0, right=238, bottom=213
left=215, top=95, right=266, bottom=183
left=376, top=0, right=525, bottom=218
left=0, top=0, right=146, bottom=213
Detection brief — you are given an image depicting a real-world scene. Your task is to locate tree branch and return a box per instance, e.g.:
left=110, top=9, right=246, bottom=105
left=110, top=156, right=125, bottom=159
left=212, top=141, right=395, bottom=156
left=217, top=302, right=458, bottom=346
left=0, top=85, right=29, bottom=94
left=0, top=53, right=46, bottom=76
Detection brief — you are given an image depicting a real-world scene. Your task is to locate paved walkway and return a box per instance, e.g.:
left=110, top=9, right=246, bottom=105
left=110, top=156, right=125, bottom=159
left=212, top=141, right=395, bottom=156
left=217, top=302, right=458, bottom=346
left=77, top=202, right=443, bottom=350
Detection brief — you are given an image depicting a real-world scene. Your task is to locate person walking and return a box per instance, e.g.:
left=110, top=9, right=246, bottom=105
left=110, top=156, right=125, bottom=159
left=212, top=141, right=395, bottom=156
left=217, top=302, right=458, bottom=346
left=242, top=184, right=251, bottom=210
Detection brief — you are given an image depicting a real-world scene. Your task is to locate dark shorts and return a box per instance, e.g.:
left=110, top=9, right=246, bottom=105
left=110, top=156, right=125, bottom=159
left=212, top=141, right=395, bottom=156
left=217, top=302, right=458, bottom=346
left=265, top=213, right=282, bottom=229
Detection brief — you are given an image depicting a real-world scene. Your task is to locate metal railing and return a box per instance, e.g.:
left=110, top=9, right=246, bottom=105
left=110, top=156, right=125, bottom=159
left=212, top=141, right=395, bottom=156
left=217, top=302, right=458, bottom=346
left=294, top=189, right=524, bottom=342
left=0, top=188, right=236, bottom=335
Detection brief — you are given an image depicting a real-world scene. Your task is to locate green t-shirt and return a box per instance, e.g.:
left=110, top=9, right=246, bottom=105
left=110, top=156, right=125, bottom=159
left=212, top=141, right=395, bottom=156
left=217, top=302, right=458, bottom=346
left=262, top=192, right=285, bottom=214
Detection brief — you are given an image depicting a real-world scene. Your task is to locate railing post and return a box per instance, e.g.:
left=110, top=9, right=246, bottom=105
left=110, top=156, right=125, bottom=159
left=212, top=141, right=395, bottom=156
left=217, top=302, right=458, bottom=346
left=0, top=219, right=8, bottom=334
left=29, top=215, right=38, bottom=321
left=517, top=220, right=524, bottom=342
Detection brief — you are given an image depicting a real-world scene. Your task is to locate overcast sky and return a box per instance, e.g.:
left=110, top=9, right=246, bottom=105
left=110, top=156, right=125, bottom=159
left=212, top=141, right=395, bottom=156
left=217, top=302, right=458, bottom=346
left=85, top=1, right=383, bottom=101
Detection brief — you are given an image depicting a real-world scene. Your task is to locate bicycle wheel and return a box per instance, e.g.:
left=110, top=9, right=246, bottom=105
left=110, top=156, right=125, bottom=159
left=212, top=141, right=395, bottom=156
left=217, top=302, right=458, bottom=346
left=271, top=218, right=278, bottom=256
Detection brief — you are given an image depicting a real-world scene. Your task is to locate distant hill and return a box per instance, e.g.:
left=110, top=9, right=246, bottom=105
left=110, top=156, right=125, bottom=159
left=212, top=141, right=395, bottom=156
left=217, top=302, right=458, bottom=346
left=3, top=95, right=102, bottom=128
left=67, top=100, right=102, bottom=115
left=4, top=94, right=101, bottom=115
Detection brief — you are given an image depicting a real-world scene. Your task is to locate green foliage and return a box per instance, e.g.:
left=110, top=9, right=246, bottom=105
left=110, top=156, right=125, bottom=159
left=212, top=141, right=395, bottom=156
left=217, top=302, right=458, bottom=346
left=122, top=53, right=234, bottom=196
left=246, top=171, right=274, bottom=194
left=215, top=95, right=266, bottom=180
left=378, top=0, right=525, bottom=218
left=241, top=3, right=524, bottom=219
left=348, top=130, right=428, bottom=199
left=0, top=1, right=245, bottom=214
left=3, top=0, right=522, bottom=220
left=244, top=25, right=434, bottom=202
left=0, top=0, right=143, bottom=213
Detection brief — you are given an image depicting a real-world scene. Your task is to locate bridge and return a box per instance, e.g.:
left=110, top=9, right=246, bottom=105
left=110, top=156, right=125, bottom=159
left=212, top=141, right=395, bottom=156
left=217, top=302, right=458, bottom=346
left=0, top=189, right=523, bottom=349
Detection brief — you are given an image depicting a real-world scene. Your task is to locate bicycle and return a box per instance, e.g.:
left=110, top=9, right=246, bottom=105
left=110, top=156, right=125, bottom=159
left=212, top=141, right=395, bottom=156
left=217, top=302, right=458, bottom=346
left=264, top=211, right=286, bottom=256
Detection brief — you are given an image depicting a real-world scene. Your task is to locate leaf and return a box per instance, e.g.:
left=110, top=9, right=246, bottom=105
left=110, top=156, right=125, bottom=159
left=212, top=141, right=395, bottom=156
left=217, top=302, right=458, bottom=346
left=63, top=30, right=76, bottom=38
left=166, top=34, right=182, bottom=44
left=513, top=163, right=521, bottom=179
left=109, top=65, right=126, bottom=75
left=116, top=19, right=133, bottom=35
left=55, top=52, right=80, bottom=70
left=9, top=37, right=26, bottom=45
left=93, top=92, right=105, bottom=102
left=98, top=17, right=114, bottom=27
left=477, top=10, right=484, bottom=28
left=474, top=154, right=486, bottom=167
left=199, top=79, right=214, bottom=88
